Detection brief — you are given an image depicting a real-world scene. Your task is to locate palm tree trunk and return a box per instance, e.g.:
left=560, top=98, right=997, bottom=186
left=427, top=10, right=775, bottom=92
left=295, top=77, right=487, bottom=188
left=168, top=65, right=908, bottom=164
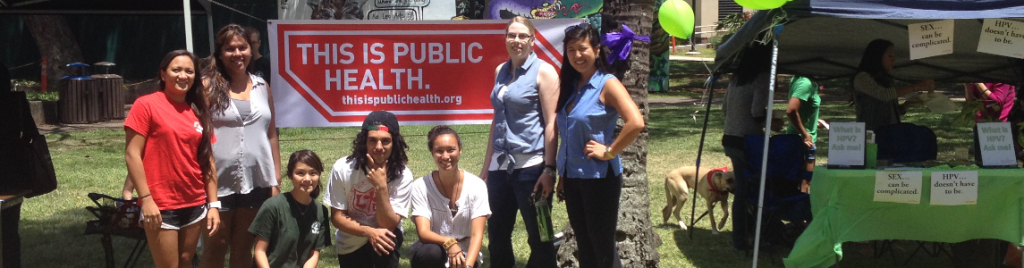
left=555, top=0, right=660, bottom=267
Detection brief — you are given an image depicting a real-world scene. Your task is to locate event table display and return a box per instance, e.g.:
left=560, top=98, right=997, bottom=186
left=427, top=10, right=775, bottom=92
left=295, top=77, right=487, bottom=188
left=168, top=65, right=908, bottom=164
left=782, top=167, right=1024, bottom=268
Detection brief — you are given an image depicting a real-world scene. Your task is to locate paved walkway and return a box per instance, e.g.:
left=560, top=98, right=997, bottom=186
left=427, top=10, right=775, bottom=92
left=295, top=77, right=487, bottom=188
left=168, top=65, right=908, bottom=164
left=669, top=55, right=715, bottom=62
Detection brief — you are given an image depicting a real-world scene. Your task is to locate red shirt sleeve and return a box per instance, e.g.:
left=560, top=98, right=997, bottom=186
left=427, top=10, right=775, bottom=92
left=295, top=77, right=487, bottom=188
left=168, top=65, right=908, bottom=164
left=124, top=97, right=152, bottom=136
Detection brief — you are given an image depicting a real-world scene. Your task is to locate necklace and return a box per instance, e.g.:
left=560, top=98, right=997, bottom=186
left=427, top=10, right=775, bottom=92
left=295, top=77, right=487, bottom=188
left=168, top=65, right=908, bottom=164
left=292, top=195, right=312, bottom=217
left=434, top=171, right=462, bottom=216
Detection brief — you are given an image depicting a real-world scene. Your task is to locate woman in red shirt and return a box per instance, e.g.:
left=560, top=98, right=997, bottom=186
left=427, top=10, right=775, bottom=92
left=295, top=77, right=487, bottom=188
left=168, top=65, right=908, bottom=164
left=124, top=50, right=221, bottom=268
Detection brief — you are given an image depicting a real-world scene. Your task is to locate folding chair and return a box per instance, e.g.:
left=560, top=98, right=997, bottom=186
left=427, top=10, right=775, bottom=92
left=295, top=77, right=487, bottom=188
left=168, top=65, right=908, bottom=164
left=84, top=193, right=147, bottom=268
left=743, top=134, right=813, bottom=249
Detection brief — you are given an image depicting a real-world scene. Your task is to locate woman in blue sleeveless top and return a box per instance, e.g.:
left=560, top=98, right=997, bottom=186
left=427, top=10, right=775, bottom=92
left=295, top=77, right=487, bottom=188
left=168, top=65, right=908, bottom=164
left=481, top=16, right=560, bottom=268
left=555, top=22, right=643, bottom=268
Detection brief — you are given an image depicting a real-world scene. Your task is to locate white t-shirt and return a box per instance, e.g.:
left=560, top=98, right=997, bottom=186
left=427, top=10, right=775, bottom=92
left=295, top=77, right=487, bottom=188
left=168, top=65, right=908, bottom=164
left=410, top=170, right=491, bottom=251
left=323, top=157, right=414, bottom=254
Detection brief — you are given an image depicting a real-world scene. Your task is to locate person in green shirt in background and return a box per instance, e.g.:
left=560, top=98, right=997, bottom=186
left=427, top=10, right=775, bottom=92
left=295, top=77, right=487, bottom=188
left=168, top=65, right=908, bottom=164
left=786, top=76, right=820, bottom=193
left=250, top=150, right=332, bottom=268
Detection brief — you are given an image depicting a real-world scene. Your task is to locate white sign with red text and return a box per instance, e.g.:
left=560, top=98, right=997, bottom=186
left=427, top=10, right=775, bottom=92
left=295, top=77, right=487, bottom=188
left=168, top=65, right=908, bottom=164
left=268, top=19, right=582, bottom=127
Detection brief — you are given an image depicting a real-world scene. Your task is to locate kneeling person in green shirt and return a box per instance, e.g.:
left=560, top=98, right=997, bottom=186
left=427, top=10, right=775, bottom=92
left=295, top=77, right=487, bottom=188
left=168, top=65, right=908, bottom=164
left=251, top=150, right=332, bottom=268
left=786, top=76, right=820, bottom=193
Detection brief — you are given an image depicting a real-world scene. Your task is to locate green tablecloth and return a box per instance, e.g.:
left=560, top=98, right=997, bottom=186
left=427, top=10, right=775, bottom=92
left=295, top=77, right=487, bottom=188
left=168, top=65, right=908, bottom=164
left=783, top=167, right=1024, bottom=268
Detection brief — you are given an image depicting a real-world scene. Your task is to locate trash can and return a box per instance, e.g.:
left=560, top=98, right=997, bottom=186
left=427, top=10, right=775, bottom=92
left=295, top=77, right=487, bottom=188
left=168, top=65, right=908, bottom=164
left=92, top=62, right=124, bottom=120
left=59, top=62, right=100, bottom=124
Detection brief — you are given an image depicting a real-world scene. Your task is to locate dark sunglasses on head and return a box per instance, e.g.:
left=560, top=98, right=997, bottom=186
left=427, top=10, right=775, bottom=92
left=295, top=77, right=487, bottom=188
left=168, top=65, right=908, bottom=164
left=564, top=22, right=590, bottom=33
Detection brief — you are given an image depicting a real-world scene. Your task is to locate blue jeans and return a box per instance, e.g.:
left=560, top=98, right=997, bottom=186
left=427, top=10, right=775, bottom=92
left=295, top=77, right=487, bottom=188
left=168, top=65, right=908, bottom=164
left=487, top=165, right=557, bottom=268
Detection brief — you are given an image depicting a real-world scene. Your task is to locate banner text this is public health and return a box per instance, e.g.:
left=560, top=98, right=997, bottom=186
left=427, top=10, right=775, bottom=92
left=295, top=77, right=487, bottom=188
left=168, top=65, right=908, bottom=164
left=295, top=42, right=485, bottom=91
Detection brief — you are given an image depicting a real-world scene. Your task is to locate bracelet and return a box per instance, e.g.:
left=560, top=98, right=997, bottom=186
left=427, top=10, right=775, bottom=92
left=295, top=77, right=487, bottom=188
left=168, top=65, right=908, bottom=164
left=544, top=164, right=556, bottom=170
left=138, top=194, right=152, bottom=200
left=442, top=237, right=458, bottom=250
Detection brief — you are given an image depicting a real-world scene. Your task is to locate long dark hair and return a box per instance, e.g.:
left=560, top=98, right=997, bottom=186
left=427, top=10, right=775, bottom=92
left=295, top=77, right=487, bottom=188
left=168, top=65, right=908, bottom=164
left=557, top=22, right=614, bottom=112
left=347, top=126, right=409, bottom=183
left=287, top=150, right=324, bottom=198
left=157, top=50, right=214, bottom=180
left=733, top=42, right=773, bottom=87
left=854, top=39, right=895, bottom=88
left=203, top=24, right=251, bottom=112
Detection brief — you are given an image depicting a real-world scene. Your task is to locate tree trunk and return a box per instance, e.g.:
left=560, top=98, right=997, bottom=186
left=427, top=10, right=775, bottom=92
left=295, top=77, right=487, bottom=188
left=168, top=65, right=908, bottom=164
left=556, top=0, right=660, bottom=267
left=23, top=15, right=84, bottom=92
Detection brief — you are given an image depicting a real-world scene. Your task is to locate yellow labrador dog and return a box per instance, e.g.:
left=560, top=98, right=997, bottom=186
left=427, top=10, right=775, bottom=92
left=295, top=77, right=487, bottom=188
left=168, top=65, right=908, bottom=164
left=662, top=166, right=735, bottom=234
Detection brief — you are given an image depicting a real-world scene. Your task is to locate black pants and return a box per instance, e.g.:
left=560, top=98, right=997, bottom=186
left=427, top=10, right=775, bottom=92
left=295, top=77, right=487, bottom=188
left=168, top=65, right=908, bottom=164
left=337, top=228, right=404, bottom=268
left=487, top=165, right=557, bottom=268
left=1, top=203, right=21, bottom=268
left=723, top=135, right=752, bottom=250
left=408, top=241, right=448, bottom=268
left=564, top=175, right=622, bottom=268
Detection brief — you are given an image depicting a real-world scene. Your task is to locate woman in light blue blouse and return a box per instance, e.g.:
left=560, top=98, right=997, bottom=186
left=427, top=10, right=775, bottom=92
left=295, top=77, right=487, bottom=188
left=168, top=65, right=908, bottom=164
left=481, top=16, right=560, bottom=268
left=555, top=22, right=643, bottom=268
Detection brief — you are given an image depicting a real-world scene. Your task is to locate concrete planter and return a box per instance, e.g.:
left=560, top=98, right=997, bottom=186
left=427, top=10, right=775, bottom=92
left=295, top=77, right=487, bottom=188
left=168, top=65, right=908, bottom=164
left=29, top=100, right=60, bottom=125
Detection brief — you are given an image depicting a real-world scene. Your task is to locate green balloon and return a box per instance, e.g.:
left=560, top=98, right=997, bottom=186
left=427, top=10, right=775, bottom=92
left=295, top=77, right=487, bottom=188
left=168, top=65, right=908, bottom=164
left=735, top=0, right=787, bottom=10
left=658, top=0, right=695, bottom=39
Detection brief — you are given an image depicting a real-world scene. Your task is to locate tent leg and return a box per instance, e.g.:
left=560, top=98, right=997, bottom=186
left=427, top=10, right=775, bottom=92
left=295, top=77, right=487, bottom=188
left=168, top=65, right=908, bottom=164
left=183, top=0, right=194, bottom=52
left=752, top=37, right=780, bottom=268
left=207, top=12, right=215, bottom=54
left=689, top=76, right=718, bottom=239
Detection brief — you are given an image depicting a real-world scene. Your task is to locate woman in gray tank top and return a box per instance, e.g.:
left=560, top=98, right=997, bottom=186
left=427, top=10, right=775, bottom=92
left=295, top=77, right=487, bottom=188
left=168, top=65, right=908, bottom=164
left=481, top=16, right=561, bottom=268
left=199, top=24, right=283, bottom=268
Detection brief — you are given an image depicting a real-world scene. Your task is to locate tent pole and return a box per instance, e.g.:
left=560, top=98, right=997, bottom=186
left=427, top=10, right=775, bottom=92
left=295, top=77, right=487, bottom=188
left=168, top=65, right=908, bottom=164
left=184, top=0, right=194, bottom=52
left=689, top=75, right=718, bottom=239
left=752, top=37, right=779, bottom=268
left=208, top=14, right=215, bottom=54
left=199, top=0, right=214, bottom=55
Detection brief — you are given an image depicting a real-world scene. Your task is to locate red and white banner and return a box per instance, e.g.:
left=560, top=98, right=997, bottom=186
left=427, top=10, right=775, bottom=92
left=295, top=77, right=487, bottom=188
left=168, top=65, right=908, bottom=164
left=269, top=19, right=583, bottom=127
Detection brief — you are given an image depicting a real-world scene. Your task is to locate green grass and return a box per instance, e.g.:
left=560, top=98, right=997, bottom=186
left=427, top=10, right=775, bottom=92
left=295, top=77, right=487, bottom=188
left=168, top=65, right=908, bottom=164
left=19, top=101, right=976, bottom=267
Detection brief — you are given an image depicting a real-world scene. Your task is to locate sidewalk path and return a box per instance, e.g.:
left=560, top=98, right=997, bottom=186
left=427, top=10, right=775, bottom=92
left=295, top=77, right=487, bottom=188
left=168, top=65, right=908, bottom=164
left=669, top=55, right=715, bottom=62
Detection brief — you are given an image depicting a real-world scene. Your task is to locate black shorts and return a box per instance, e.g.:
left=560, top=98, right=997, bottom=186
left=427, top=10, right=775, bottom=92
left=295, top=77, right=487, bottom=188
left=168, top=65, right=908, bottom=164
left=219, top=187, right=271, bottom=211
left=146, top=204, right=207, bottom=230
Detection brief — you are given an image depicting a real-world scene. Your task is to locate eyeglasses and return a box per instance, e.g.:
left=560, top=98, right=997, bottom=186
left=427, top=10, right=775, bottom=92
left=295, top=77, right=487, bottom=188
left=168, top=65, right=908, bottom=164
left=564, top=22, right=590, bottom=33
left=505, top=33, right=532, bottom=41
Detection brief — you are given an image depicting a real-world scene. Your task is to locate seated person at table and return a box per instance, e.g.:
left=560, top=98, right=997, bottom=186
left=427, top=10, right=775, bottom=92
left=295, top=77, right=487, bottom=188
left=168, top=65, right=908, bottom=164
left=851, top=39, right=934, bottom=131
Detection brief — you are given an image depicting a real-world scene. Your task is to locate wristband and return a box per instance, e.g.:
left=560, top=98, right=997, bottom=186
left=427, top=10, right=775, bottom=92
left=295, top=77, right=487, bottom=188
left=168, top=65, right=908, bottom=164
left=207, top=201, right=222, bottom=209
left=138, top=194, right=152, bottom=200
left=443, top=237, right=458, bottom=250
left=542, top=168, right=557, bottom=177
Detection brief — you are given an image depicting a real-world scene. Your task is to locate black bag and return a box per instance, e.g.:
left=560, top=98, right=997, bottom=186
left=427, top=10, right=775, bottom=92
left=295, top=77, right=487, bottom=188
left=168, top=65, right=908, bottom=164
left=24, top=133, right=56, bottom=198
left=0, top=91, right=56, bottom=197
